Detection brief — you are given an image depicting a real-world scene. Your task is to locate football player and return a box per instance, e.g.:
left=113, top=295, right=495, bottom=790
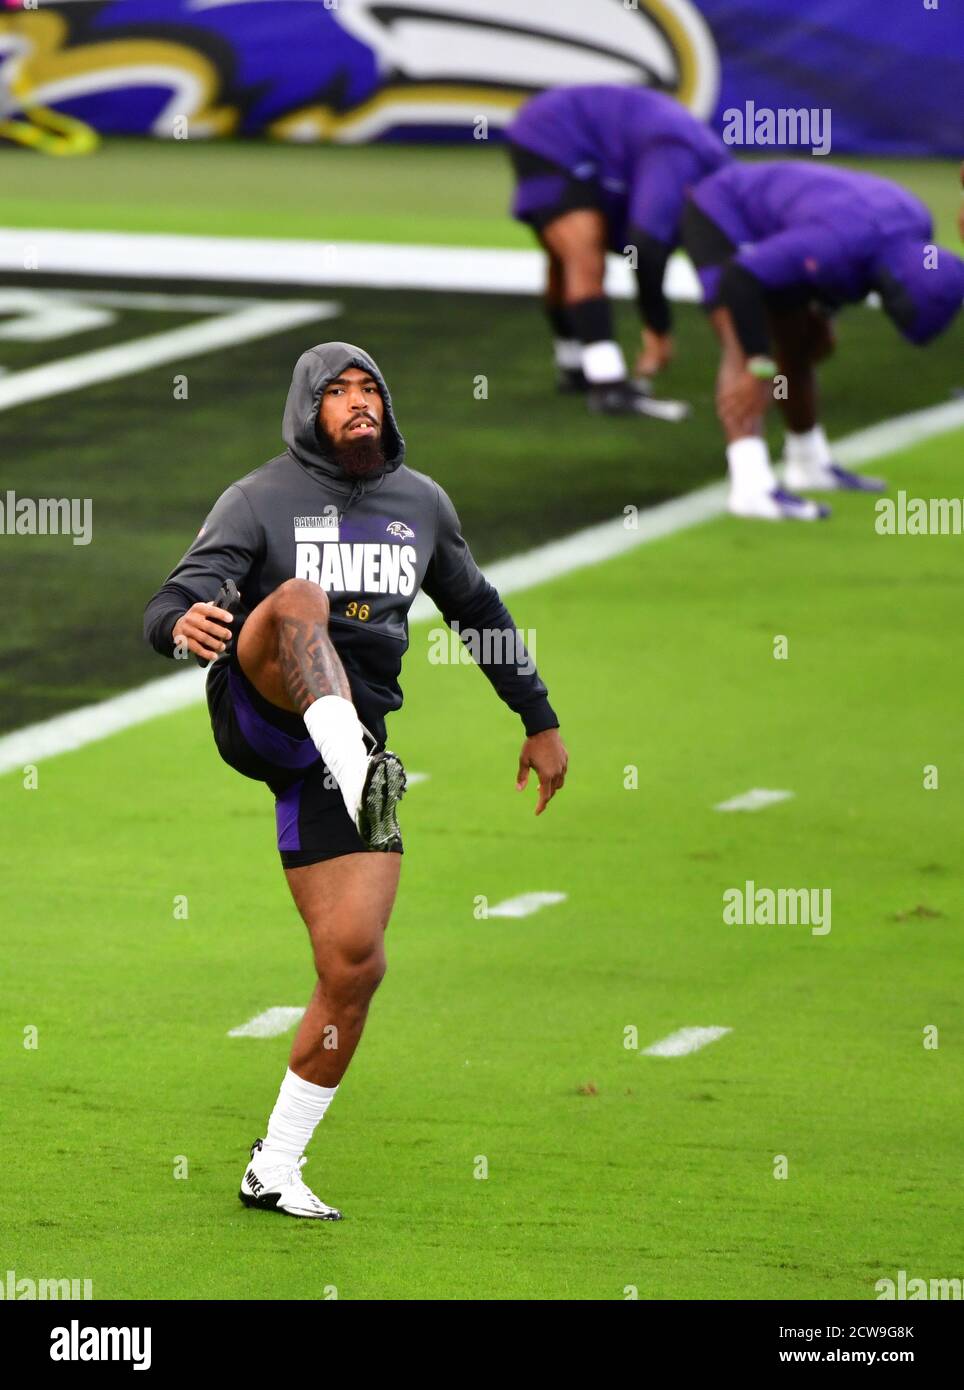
left=144, top=343, right=567, bottom=1218
left=682, top=161, right=964, bottom=520
left=505, top=84, right=730, bottom=414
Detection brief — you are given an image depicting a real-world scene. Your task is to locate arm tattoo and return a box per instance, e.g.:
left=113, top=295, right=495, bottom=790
left=278, top=615, right=352, bottom=714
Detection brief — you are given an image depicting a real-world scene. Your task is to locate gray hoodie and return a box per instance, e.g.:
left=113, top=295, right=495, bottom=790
left=144, top=341, right=557, bottom=744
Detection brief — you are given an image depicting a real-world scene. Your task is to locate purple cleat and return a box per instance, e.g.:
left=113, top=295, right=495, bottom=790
left=785, top=461, right=886, bottom=492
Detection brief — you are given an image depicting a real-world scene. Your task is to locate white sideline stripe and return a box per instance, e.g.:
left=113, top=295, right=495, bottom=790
left=642, top=1026, right=732, bottom=1058
left=487, top=890, right=567, bottom=918
left=715, top=788, right=794, bottom=812
left=1, top=398, right=962, bottom=775
left=0, top=666, right=207, bottom=774
left=0, top=227, right=701, bottom=301
left=228, top=1006, right=306, bottom=1039
left=407, top=397, right=964, bottom=625
left=410, top=481, right=729, bottom=624
left=0, top=300, right=340, bottom=412
left=0, top=663, right=432, bottom=775
left=822, top=397, right=964, bottom=464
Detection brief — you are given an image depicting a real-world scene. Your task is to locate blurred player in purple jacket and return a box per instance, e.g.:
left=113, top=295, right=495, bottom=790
left=506, top=84, right=729, bottom=415
left=682, top=162, right=964, bottom=521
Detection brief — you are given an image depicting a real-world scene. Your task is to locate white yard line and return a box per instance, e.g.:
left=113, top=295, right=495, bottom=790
left=0, top=299, right=340, bottom=412
left=0, top=226, right=700, bottom=301
left=642, top=1026, right=732, bottom=1057
left=1, top=398, right=962, bottom=776
left=714, top=788, right=794, bottom=812
left=227, top=1007, right=306, bottom=1039
left=486, top=891, right=567, bottom=918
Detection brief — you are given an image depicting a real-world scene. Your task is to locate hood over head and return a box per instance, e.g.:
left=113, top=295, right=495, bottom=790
left=282, top=341, right=405, bottom=480
left=874, top=239, right=964, bottom=346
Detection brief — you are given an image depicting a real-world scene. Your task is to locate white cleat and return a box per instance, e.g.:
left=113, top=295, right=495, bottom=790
left=784, top=460, right=886, bottom=493
left=239, top=1139, right=343, bottom=1220
left=728, top=486, right=830, bottom=522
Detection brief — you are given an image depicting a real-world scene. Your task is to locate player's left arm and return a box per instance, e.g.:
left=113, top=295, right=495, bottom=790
left=420, top=483, right=567, bottom=815
left=626, top=141, right=712, bottom=374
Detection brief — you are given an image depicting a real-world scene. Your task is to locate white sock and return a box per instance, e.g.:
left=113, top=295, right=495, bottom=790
left=259, top=1067, right=338, bottom=1167
left=303, top=695, right=369, bottom=821
left=581, top=339, right=627, bottom=384
left=727, top=436, right=777, bottom=496
left=784, top=425, right=832, bottom=469
left=554, top=338, right=583, bottom=370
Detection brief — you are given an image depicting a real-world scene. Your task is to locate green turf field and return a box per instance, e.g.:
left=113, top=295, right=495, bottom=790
left=1, top=142, right=962, bottom=1300
left=2, top=428, right=962, bottom=1300
left=2, top=140, right=963, bottom=248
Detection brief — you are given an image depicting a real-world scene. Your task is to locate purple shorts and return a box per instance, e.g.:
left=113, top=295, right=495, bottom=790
left=680, top=197, right=741, bottom=307
left=206, top=660, right=401, bottom=869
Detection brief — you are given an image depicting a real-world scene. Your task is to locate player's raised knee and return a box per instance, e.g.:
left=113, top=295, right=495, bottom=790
left=272, top=577, right=330, bottom=621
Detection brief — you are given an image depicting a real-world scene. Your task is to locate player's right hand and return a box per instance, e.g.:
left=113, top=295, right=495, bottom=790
left=636, top=329, right=674, bottom=378
left=172, top=603, right=234, bottom=661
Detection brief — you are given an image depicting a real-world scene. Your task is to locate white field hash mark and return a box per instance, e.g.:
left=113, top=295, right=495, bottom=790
left=228, top=1007, right=306, bottom=1039
left=487, top=891, right=567, bottom=918
left=714, top=788, right=794, bottom=812
left=642, top=1026, right=732, bottom=1058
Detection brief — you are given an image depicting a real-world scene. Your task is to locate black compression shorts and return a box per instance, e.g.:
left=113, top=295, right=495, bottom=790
left=206, top=659, right=402, bottom=869
left=508, top=141, right=605, bottom=230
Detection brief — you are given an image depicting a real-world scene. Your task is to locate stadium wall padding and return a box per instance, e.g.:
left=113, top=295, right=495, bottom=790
left=0, top=0, right=960, bottom=156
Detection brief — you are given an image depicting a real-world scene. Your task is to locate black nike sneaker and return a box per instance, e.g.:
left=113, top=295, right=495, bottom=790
left=588, top=379, right=690, bottom=422
left=355, top=750, right=406, bottom=851
left=587, top=379, right=653, bottom=414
